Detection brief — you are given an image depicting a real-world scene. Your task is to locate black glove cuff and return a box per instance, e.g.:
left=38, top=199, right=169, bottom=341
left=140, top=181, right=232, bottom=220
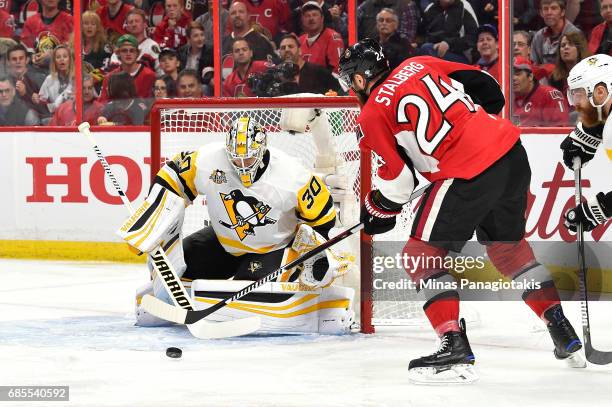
left=371, top=190, right=404, bottom=213
left=581, top=122, right=604, bottom=138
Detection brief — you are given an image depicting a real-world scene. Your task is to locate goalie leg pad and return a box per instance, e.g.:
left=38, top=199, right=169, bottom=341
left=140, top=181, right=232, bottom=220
left=117, top=183, right=185, bottom=254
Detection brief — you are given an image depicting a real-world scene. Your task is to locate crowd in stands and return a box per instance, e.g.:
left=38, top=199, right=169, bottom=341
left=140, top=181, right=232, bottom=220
left=0, top=0, right=608, bottom=126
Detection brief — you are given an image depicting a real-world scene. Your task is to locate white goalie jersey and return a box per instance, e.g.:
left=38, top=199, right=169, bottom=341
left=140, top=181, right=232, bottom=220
left=155, top=143, right=336, bottom=256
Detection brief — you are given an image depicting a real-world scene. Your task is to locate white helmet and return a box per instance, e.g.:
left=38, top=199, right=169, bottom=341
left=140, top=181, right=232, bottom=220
left=567, top=54, right=612, bottom=120
left=226, top=117, right=267, bottom=187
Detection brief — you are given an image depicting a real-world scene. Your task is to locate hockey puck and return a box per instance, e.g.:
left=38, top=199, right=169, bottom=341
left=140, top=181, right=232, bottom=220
left=166, top=347, right=182, bottom=359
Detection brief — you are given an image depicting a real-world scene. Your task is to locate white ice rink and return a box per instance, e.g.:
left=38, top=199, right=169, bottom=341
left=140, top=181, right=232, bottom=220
left=1, top=258, right=611, bottom=407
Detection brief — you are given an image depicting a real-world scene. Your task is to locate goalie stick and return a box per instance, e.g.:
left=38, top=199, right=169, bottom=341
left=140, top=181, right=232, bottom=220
left=78, top=123, right=261, bottom=339
left=142, top=184, right=430, bottom=325
left=573, top=157, right=612, bottom=365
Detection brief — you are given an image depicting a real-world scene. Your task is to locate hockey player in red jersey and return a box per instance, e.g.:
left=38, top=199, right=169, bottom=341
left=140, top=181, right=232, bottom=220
left=339, top=39, right=584, bottom=383
left=561, top=54, right=612, bottom=232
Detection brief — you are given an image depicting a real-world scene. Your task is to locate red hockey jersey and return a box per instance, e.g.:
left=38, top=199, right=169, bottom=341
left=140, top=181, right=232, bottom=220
left=0, top=9, right=15, bottom=38
left=96, top=3, right=134, bottom=39
left=357, top=56, right=520, bottom=204
left=21, top=12, right=74, bottom=49
left=236, top=0, right=291, bottom=38
left=99, top=64, right=156, bottom=101
left=222, top=60, right=269, bottom=97
left=152, top=11, right=192, bottom=49
left=513, top=82, right=570, bottom=127
left=299, top=28, right=344, bottom=73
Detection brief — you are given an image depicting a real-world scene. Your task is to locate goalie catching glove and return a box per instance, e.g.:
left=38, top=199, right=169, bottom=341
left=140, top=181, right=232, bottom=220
left=361, top=190, right=403, bottom=235
left=292, top=224, right=355, bottom=288
left=117, top=184, right=186, bottom=253
left=564, top=192, right=612, bottom=232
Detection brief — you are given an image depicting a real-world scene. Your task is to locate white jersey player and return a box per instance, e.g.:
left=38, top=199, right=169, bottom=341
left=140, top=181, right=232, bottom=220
left=118, top=117, right=355, bottom=334
left=561, top=54, right=612, bottom=230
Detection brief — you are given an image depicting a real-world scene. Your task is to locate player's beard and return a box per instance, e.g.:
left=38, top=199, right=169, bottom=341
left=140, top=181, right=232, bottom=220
left=355, top=88, right=369, bottom=106
left=575, top=103, right=602, bottom=127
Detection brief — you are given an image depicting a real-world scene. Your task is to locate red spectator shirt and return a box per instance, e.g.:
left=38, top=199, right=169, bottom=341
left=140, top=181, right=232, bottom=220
left=96, top=3, right=134, bottom=39
left=21, top=12, right=74, bottom=49
left=236, top=0, right=291, bottom=38
left=222, top=60, right=269, bottom=97
left=99, top=64, right=157, bottom=101
left=0, top=9, right=15, bottom=38
left=299, top=28, right=344, bottom=73
left=152, top=11, right=192, bottom=49
left=588, top=22, right=612, bottom=55
left=357, top=56, right=520, bottom=203
left=49, top=100, right=105, bottom=126
left=475, top=58, right=500, bottom=84
left=513, top=82, right=570, bottom=127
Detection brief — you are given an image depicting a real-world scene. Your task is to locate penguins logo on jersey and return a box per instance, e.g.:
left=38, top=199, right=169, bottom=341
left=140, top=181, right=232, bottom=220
left=219, top=189, right=277, bottom=240
left=209, top=169, right=227, bottom=184
left=248, top=261, right=263, bottom=275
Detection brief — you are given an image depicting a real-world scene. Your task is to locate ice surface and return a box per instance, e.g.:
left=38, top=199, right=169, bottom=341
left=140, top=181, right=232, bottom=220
left=1, top=259, right=611, bottom=407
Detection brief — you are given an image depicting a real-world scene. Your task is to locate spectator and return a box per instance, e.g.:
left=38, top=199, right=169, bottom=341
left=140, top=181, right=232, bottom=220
left=98, top=71, right=148, bottom=125
left=512, top=56, right=570, bottom=126
left=514, top=29, right=553, bottom=81
left=30, top=33, right=61, bottom=78
left=513, top=30, right=531, bottom=58
left=179, top=21, right=214, bottom=80
left=549, top=31, right=591, bottom=94
left=588, top=0, right=612, bottom=55
left=82, top=11, right=112, bottom=72
left=49, top=75, right=104, bottom=126
left=531, top=0, right=581, bottom=65
left=153, top=75, right=177, bottom=98
left=513, top=0, right=544, bottom=32
left=109, top=8, right=162, bottom=74
left=0, top=8, right=16, bottom=38
left=177, top=69, right=205, bottom=97
left=375, top=8, right=414, bottom=70
left=474, top=23, right=499, bottom=83
left=357, top=0, right=419, bottom=43
left=152, top=0, right=192, bottom=49
left=95, top=0, right=134, bottom=42
left=278, top=33, right=342, bottom=94
left=419, top=0, right=478, bottom=63
left=6, top=44, right=46, bottom=114
left=100, top=34, right=157, bottom=101
left=0, top=76, right=40, bottom=125
left=566, top=0, right=602, bottom=37
left=299, top=1, right=344, bottom=72
left=290, top=0, right=348, bottom=42
left=32, top=44, right=74, bottom=121
left=469, top=0, right=497, bottom=26
left=0, top=38, right=17, bottom=77
left=20, top=0, right=73, bottom=50
left=195, top=0, right=230, bottom=43
left=159, top=47, right=181, bottom=83
left=223, top=38, right=268, bottom=96
left=236, top=0, right=292, bottom=41
left=223, top=1, right=278, bottom=62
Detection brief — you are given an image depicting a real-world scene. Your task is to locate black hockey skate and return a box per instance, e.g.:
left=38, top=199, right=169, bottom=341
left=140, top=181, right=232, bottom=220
left=544, top=304, right=585, bottom=368
left=408, top=319, right=478, bottom=384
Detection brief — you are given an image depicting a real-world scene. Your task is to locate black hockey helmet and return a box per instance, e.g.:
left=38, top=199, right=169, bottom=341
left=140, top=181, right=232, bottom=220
left=338, top=38, right=389, bottom=88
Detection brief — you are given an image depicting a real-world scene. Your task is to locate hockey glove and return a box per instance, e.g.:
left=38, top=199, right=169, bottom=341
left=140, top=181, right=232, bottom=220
left=564, top=192, right=612, bottom=232
left=361, top=190, right=403, bottom=236
left=560, top=122, right=603, bottom=169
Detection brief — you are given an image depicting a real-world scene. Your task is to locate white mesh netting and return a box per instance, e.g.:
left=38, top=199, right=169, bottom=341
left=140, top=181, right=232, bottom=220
left=153, top=100, right=427, bottom=329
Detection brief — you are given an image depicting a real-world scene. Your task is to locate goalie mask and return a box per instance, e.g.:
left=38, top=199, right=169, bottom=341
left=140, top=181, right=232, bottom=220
left=567, top=54, right=612, bottom=122
left=226, top=117, right=267, bottom=187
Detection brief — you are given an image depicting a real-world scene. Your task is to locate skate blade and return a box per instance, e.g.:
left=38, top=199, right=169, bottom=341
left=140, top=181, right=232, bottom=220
left=563, top=352, right=586, bottom=368
left=408, top=364, right=479, bottom=385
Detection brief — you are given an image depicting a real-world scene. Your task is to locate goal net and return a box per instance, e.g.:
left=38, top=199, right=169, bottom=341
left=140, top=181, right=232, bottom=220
left=150, top=97, right=427, bottom=332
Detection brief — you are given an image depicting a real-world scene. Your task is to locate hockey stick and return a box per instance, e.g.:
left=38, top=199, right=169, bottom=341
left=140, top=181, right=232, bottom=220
left=78, top=123, right=261, bottom=339
left=573, top=157, right=612, bottom=365
left=142, top=184, right=430, bottom=325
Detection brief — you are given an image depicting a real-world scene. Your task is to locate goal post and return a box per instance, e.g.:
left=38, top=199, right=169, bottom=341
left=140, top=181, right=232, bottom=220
left=149, top=96, right=427, bottom=333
